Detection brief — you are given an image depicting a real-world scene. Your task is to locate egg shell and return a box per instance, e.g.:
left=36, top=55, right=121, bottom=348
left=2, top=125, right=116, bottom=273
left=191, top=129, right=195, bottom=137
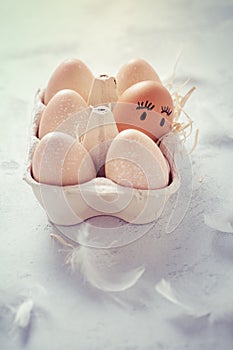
left=38, top=89, right=88, bottom=139
left=114, top=81, right=174, bottom=141
left=105, top=129, right=169, bottom=190
left=44, top=59, right=94, bottom=105
left=116, top=58, right=161, bottom=96
left=32, top=132, right=96, bottom=186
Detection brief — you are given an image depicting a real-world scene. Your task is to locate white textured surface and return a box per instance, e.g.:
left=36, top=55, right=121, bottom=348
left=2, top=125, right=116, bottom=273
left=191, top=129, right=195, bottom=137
left=1, top=0, right=233, bottom=349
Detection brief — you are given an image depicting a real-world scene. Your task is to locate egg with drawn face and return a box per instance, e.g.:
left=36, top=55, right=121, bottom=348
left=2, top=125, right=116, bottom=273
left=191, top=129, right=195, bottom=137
left=114, top=80, right=174, bottom=141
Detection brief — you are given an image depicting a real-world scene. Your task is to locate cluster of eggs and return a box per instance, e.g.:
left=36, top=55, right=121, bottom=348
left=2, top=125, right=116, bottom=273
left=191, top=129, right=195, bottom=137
left=32, top=58, right=174, bottom=190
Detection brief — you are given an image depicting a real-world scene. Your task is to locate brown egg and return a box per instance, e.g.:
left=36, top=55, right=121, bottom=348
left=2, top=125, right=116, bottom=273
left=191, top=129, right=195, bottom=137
left=44, top=58, right=94, bottom=105
left=32, top=132, right=96, bottom=186
left=114, top=81, right=174, bottom=141
left=38, top=89, right=88, bottom=139
left=116, top=58, right=161, bottom=96
left=105, top=129, right=169, bottom=190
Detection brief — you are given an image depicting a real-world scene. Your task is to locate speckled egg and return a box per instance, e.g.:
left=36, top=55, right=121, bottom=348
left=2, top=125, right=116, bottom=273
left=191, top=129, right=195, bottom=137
left=105, top=129, right=170, bottom=190
left=44, top=58, right=94, bottom=105
left=32, top=132, right=96, bottom=186
left=116, top=58, right=161, bottom=96
left=38, top=89, right=88, bottom=139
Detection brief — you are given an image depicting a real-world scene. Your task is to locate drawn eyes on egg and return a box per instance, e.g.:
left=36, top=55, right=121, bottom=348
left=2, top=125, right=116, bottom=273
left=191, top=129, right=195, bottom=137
left=160, top=117, right=165, bottom=127
left=136, top=101, right=155, bottom=122
left=161, top=106, right=172, bottom=116
left=134, top=101, right=171, bottom=129
left=136, top=101, right=169, bottom=127
left=140, top=111, right=147, bottom=120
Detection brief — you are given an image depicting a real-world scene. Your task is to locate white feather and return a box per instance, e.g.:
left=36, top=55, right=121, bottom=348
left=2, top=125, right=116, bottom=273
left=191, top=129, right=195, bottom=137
left=204, top=213, right=233, bottom=233
left=155, top=275, right=233, bottom=322
left=52, top=226, right=145, bottom=292
left=69, top=245, right=145, bottom=292
left=155, top=279, right=208, bottom=317
left=14, top=299, right=34, bottom=329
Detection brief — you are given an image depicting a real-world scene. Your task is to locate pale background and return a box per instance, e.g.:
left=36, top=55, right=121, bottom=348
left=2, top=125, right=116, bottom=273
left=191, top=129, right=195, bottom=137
left=1, top=0, right=233, bottom=349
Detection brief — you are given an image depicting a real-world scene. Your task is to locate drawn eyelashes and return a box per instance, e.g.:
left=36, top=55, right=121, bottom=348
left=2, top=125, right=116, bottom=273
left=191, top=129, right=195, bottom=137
left=136, top=102, right=172, bottom=117
left=161, top=106, right=172, bottom=116
left=136, top=102, right=171, bottom=125
left=136, top=101, right=155, bottom=111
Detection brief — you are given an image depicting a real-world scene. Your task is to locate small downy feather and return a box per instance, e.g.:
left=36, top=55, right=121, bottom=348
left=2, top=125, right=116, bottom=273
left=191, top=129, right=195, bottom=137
left=14, top=299, right=34, bottom=329
left=52, top=228, right=145, bottom=292
left=204, top=213, right=233, bottom=233
left=68, top=245, right=145, bottom=292
left=155, top=276, right=233, bottom=322
left=155, top=279, right=209, bottom=318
